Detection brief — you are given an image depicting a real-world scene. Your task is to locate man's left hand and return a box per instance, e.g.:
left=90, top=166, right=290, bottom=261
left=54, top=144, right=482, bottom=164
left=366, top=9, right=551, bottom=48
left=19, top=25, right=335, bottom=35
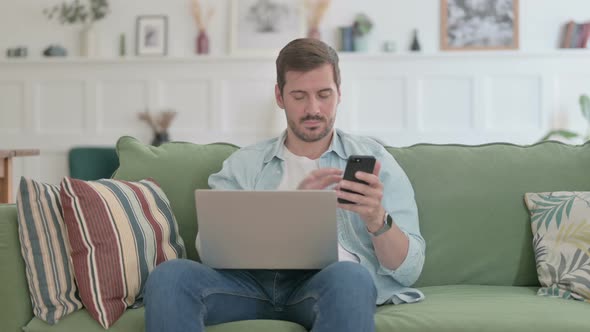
left=336, top=160, right=386, bottom=232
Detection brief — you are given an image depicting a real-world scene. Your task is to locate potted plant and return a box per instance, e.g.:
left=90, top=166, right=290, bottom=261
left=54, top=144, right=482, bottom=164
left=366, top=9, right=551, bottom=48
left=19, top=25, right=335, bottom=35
left=352, top=13, right=373, bottom=52
left=43, top=0, right=110, bottom=56
left=541, top=94, right=590, bottom=143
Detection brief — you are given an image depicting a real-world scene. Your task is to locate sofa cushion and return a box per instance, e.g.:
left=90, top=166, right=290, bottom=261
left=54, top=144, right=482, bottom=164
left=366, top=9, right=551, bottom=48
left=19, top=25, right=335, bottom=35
left=524, top=191, right=590, bottom=301
left=1, top=204, right=37, bottom=332
left=24, top=286, right=589, bottom=332
left=23, top=309, right=307, bottom=332
left=388, top=142, right=590, bottom=287
left=16, top=177, right=82, bottom=324
left=60, top=177, right=186, bottom=328
left=375, top=285, right=590, bottom=331
left=112, top=136, right=238, bottom=261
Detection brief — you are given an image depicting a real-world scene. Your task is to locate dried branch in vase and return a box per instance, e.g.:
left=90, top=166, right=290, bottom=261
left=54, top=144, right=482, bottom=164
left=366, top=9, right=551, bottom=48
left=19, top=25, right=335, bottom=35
left=191, top=0, right=215, bottom=31
left=138, top=109, right=177, bottom=134
left=305, top=0, right=331, bottom=31
left=138, top=109, right=177, bottom=146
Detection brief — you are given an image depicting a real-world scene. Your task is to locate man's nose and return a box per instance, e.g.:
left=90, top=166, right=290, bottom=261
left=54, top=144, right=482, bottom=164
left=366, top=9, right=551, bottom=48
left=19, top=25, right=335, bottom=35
left=305, top=96, right=321, bottom=115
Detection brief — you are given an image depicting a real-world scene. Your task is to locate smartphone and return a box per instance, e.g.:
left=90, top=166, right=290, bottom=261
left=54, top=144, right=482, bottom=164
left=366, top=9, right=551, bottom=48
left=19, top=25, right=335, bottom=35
left=338, top=155, right=376, bottom=204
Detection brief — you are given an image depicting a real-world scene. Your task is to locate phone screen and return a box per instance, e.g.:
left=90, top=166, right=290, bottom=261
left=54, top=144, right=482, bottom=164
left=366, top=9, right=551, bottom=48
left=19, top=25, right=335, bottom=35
left=338, top=155, right=376, bottom=204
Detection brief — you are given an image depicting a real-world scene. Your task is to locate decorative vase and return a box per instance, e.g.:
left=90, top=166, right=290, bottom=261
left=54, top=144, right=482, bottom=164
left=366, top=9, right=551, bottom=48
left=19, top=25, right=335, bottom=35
left=196, top=30, right=210, bottom=55
left=119, top=33, right=126, bottom=57
left=151, top=132, right=170, bottom=147
left=353, top=34, right=369, bottom=52
left=80, top=24, right=98, bottom=57
left=339, top=26, right=354, bottom=52
left=410, top=29, right=421, bottom=52
left=307, top=27, right=321, bottom=40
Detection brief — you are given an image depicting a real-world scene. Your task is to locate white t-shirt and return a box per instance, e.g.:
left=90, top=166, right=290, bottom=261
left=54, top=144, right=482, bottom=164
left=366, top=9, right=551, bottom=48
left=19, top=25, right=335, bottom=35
left=278, top=147, right=359, bottom=263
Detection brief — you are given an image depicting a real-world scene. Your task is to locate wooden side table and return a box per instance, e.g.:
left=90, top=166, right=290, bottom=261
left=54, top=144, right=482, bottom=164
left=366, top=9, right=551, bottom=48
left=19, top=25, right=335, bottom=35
left=0, top=149, right=40, bottom=204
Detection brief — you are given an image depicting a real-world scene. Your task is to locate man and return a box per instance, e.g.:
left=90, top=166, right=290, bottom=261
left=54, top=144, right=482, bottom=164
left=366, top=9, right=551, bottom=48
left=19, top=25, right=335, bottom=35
left=144, top=38, right=425, bottom=332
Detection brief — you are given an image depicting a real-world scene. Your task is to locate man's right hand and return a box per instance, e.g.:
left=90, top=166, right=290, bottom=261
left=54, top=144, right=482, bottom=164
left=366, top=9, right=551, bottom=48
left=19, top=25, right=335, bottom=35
left=297, top=168, right=343, bottom=190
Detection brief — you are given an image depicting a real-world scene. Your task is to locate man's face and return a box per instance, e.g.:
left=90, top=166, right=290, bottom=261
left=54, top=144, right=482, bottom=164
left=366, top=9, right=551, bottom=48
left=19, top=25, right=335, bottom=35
left=275, top=64, right=341, bottom=143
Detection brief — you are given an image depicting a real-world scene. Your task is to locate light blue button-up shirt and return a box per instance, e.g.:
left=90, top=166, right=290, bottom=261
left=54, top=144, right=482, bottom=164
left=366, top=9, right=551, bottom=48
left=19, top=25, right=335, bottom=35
left=208, top=129, right=425, bottom=305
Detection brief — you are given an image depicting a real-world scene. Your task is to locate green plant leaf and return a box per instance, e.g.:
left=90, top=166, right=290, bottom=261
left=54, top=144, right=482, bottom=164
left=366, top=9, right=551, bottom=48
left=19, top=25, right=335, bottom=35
left=557, top=253, right=567, bottom=279
left=546, top=263, right=558, bottom=285
left=580, top=94, right=590, bottom=122
left=530, top=194, right=577, bottom=231
left=556, top=219, right=590, bottom=256
left=539, top=130, right=580, bottom=142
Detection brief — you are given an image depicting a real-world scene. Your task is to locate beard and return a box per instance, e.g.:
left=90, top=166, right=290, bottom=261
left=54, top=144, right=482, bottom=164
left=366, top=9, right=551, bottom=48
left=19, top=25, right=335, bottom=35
left=288, top=114, right=335, bottom=143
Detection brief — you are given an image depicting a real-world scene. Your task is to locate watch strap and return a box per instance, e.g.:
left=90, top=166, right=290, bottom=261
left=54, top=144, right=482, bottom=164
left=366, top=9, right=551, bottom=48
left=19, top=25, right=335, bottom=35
left=370, top=212, right=393, bottom=237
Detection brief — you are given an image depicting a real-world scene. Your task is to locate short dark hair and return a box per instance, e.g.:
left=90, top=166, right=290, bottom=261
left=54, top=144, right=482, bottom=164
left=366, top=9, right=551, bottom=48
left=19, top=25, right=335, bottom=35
left=276, top=38, right=341, bottom=94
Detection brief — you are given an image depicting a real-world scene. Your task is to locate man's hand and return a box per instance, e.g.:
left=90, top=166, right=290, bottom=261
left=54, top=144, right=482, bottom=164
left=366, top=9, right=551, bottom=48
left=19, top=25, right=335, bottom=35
left=297, top=168, right=343, bottom=190
left=336, top=160, right=385, bottom=231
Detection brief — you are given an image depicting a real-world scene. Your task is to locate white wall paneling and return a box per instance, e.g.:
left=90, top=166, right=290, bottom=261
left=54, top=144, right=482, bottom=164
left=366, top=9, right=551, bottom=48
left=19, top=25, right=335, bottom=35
left=98, top=80, right=149, bottom=133
left=0, top=81, right=25, bottom=133
left=556, top=75, right=590, bottom=136
left=351, top=78, right=407, bottom=132
left=419, top=77, right=474, bottom=131
left=36, top=81, right=86, bottom=134
left=220, top=79, right=277, bottom=135
left=160, top=80, right=212, bottom=133
left=2, top=52, right=590, bottom=194
left=486, top=76, right=542, bottom=131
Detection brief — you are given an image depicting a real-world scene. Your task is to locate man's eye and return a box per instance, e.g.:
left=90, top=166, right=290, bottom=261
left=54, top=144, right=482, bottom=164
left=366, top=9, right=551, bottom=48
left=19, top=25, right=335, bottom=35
left=319, top=92, right=331, bottom=99
left=293, top=94, right=305, bottom=100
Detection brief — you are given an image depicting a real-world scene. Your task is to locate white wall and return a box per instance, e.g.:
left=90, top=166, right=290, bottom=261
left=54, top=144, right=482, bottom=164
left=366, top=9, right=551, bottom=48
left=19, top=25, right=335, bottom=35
left=2, top=0, right=590, bottom=57
left=2, top=0, right=590, bottom=197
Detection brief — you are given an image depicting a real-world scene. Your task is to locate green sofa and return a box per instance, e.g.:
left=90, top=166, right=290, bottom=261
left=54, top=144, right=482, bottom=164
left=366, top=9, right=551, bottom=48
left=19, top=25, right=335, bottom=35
left=2, top=137, right=590, bottom=332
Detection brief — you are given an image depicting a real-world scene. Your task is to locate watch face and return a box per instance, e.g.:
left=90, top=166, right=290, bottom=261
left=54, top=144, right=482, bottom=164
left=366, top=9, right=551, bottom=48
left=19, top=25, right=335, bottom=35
left=386, top=213, right=393, bottom=227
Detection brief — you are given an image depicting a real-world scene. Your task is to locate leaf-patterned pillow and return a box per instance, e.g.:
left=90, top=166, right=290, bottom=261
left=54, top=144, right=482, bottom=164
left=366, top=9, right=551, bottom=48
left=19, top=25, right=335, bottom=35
left=524, top=191, right=590, bottom=302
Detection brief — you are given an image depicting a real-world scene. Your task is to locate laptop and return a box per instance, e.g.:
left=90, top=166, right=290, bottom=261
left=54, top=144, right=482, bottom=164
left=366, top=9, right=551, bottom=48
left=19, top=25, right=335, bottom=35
left=195, top=190, right=338, bottom=269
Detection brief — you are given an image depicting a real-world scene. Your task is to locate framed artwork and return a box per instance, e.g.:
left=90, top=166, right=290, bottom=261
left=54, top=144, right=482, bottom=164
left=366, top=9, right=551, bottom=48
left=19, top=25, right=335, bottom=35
left=229, top=0, right=306, bottom=56
left=441, top=0, right=519, bottom=51
left=136, top=15, right=168, bottom=56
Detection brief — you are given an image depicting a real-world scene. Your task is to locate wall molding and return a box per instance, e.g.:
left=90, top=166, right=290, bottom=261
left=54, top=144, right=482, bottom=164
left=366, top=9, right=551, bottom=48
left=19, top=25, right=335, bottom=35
left=2, top=52, right=590, bottom=188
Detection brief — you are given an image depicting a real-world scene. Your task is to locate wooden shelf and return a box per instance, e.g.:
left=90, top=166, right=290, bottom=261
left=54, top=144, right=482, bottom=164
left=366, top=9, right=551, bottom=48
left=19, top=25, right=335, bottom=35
left=2, top=49, right=590, bottom=65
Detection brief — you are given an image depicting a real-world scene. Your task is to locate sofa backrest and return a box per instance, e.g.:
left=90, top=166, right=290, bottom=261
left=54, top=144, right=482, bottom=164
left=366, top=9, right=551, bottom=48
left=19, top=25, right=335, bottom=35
left=112, top=137, right=238, bottom=261
left=113, top=137, right=590, bottom=287
left=388, top=142, right=590, bottom=287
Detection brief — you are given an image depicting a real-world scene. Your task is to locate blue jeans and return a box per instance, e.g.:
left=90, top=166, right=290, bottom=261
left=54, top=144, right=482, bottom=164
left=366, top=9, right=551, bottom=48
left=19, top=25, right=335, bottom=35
left=144, top=259, right=377, bottom=331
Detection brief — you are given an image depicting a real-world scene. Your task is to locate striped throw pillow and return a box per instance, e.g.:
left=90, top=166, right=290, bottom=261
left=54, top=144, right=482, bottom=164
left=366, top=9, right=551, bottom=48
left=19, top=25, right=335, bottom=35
left=16, top=177, right=83, bottom=324
left=60, top=177, right=186, bottom=329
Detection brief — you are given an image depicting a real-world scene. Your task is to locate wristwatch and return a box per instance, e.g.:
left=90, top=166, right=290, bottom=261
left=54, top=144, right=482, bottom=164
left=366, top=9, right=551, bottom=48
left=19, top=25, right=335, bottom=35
left=369, top=212, right=393, bottom=237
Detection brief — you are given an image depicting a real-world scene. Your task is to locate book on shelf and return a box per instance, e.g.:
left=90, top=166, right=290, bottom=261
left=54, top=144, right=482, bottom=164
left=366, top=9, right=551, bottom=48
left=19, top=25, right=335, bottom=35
left=562, top=20, right=590, bottom=49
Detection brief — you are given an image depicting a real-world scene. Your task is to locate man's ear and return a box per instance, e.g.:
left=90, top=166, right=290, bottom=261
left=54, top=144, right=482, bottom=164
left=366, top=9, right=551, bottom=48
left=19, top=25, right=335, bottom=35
left=275, top=84, right=285, bottom=109
left=337, top=86, right=342, bottom=105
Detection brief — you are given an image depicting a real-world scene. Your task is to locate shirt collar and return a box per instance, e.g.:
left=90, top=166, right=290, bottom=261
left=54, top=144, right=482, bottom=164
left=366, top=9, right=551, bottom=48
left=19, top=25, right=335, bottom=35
left=263, top=130, right=288, bottom=163
left=263, top=128, right=347, bottom=163
left=330, top=129, right=348, bottom=160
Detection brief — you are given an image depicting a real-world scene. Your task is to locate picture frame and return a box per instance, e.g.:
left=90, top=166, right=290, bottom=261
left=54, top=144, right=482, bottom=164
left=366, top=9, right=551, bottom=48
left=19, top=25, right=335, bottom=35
left=229, top=0, right=306, bottom=56
left=441, top=0, right=519, bottom=51
left=136, top=15, right=168, bottom=56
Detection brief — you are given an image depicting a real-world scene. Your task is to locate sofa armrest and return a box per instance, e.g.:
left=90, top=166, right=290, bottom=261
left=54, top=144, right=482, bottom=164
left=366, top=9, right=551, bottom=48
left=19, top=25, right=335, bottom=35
left=0, top=204, right=33, bottom=332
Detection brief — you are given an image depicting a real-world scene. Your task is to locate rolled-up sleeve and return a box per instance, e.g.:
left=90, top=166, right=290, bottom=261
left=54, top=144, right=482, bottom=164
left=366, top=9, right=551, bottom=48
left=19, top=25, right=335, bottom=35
left=377, top=233, right=425, bottom=286
left=376, top=149, right=426, bottom=286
